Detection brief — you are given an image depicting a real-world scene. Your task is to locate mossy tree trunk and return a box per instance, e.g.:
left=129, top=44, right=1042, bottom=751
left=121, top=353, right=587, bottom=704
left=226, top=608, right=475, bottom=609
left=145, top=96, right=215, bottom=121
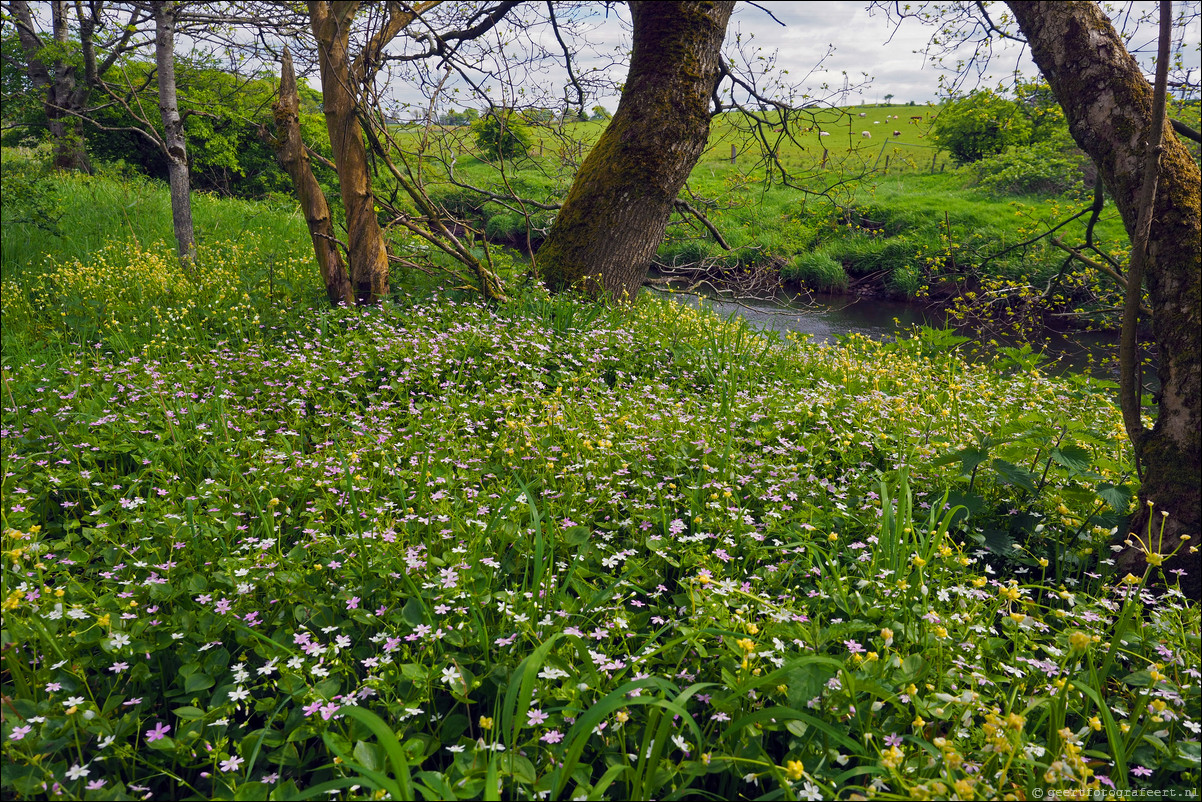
left=308, top=0, right=392, bottom=305
left=1008, top=1, right=1201, bottom=594
left=537, top=1, right=735, bottom=302
left=272, top=46, right=354, bottom=306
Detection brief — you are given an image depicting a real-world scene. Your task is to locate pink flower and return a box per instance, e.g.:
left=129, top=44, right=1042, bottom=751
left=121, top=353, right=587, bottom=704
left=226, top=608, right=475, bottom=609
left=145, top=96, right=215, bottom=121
left=220, top=754, right=245, bottom=773
left=145, top=721, right=171, bottom=742
left=540, top=730, right=564, bottom=743
left=346, top=596, right=360, bottom=610
left=9, top=725, right=31, bottom=741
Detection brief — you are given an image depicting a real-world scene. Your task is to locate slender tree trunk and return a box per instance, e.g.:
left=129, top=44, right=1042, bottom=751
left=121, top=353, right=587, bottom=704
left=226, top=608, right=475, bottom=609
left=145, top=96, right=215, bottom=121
left=152, top=0, right=196, bottom=264
left=273, top=46, right=354, bottom=306
left=537, top=1, right=735, bottom=302
left=308, top=0, right=390, bottom=304
left=1007, top=1, right=1201, bottom=595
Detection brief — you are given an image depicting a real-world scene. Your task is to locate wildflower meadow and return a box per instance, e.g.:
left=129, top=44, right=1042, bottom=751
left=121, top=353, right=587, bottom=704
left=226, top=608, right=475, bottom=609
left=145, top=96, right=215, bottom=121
left=1, top=175, right=1199, bottom=801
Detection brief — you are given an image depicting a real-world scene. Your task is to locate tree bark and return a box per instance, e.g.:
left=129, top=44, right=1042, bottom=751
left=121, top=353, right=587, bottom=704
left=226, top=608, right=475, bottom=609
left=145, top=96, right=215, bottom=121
left=1007, top=1, right=1201, bottom=595
left=272, top=46, right=354, bottom=306
left=308, top=0, right=391, bottom=304
left=8, top=0, right=90, bottom=171
left=537, top=1, right=735, bottom=302
left=152, top=1, right=196, bottom=264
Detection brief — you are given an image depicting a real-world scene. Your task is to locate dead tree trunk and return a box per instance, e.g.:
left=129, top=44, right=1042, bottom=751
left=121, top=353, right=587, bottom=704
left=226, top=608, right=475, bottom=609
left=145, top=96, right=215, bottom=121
left=272, top=46, right=355, bottom=306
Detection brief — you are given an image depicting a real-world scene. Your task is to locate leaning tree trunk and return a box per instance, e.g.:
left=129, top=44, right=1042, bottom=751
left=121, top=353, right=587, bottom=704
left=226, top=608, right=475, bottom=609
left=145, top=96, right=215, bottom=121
left=152, top=0, right=196, bottom=264
left=1007, top=1, right=1201, bottom=595
left=309, top=0, right=390, bottom=304
left=537, top=0, right=735, bottom=302
left=272, top=46, right=354, bottom=306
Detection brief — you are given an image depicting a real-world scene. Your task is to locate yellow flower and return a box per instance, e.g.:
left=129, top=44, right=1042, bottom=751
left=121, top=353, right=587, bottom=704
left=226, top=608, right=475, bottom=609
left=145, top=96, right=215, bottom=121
left=736, top=638, right=756, bottom=653
left=479, top=716, right=494, bottom=730
left=1068, top=631, right=1091, bottom=653
left=784, top=759, right=805, bottom=780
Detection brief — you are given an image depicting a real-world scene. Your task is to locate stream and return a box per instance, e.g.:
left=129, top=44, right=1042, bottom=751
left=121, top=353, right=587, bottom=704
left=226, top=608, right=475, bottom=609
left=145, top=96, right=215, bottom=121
left=651, top=288, right=1139, bottom=385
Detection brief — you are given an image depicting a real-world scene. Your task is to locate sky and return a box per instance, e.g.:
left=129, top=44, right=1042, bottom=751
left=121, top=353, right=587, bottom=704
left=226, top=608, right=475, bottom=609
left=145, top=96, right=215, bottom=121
left=373, top=0, right=1200, bottom=118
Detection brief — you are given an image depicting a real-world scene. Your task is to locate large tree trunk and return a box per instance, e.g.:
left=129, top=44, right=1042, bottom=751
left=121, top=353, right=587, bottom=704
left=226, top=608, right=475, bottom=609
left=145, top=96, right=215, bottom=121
left=152, top=1, right=196, bottom=264
left=537, top=1, right=735, bottom=302
left=1007, top=1, right=1201, bottom=595
left=308, top=0, right=390, bottom=305
left=273, top=46, right=354, bottom=306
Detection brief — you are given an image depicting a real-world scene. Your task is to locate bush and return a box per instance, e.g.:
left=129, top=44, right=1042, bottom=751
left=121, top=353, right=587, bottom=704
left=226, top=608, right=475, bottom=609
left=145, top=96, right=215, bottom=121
left=472, top=110, right=533, bottom=161
left=965, top=140, right=1088, bottom=197
left=782, top=251, right=848, bottom=292
left=932, top=90, right=1032, bottom=164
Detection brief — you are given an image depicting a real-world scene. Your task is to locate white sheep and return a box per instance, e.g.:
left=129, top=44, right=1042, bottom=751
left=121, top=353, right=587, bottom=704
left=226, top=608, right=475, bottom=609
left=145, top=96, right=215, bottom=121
left=858, top=112, right=867, bottom=117
left=820, top=131, right=830, bottom=136
left=861, top=131, right=871, bottom=138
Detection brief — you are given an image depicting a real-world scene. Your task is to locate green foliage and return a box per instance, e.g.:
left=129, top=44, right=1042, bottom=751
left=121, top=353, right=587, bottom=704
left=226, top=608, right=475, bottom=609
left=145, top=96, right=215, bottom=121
left=0, top=177, right=1197, bottom=799
left=472, top=109, right=533, bottom=161
left=590, top=105, right=611, bottom=121
left=48, top=59, right=337, bottom=200
left=782, top=251, right=848, bottom=291
left=932, top=90, right=1033, bottom=164
left=965, top=139, right=1089, bottom=197
left=439, top=108, right=479, bottom=127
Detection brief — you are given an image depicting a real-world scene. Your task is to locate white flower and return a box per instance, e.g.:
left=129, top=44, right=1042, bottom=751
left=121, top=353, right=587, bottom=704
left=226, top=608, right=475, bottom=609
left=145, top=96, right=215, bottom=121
left=227, top=686, right=250, bottom=702
left=109, top=632, right=131, bottom=649
left=64, top=696, right=86, bottom=708
left=441, top=666, right=462, bottom=686
left=66, top=763, right=90, bottom=780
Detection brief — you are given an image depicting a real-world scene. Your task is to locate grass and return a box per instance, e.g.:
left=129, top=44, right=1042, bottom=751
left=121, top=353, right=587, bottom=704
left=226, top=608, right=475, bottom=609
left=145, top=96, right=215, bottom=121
left=1, top=166, right=1198, bottom=801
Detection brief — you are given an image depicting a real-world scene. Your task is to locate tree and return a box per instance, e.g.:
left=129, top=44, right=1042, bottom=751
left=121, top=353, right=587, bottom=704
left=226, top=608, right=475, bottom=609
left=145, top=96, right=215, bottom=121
left=537, top=1, right=735, bottom=301
left=307, top=0, right=433, bottom=305
left=151, top=0, right=195, bottom=263
left=1006, top=1, right=1200, bottom=594
left=590, top=104, right=610, bottom=121
left=883, top=93, right=894, bottom=105
left=472, top=108, right=532, bottom=160
left=3, top=0, right=151, bottom=171
left=932, top=89, right=1033, bottom=163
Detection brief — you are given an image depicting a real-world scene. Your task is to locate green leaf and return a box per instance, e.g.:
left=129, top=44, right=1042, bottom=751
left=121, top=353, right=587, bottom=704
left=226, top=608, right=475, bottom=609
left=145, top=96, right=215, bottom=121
left=991, top=458, right=1037, bottom=493
left=1051, top=444, right=1092, bottom=474
left=185, top=672, right=214, bottom=693
left=173, top=705, right=207, bottom=721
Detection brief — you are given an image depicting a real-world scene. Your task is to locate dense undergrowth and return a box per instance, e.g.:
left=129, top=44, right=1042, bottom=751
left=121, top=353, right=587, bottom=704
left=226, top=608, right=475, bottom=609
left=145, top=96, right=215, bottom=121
left=1, top=167, right=1198, bottom=801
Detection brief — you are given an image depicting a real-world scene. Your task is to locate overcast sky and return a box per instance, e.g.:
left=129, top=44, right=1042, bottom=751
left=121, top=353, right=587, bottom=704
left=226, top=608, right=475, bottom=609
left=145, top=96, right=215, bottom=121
left=380, top=0, right=1200, bottom=116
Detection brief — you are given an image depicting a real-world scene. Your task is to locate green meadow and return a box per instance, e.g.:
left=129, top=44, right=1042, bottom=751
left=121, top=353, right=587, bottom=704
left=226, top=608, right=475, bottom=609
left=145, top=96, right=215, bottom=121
left=1, top=108, right=1198, bottom=802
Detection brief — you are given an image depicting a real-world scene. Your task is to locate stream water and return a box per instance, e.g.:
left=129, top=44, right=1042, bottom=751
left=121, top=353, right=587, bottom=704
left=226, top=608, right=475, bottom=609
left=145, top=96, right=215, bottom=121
left=652, top=288, right=1137, bottom=384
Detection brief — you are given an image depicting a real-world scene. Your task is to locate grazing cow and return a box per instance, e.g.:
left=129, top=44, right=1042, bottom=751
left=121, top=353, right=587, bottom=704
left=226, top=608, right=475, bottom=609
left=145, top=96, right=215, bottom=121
left=893, top=130, right=901, bottom=137
left=861, top=131, right=871, bottom=138
left=910, top=115, right=923, bottom=122
left=858, top=112, right=867, bottom=117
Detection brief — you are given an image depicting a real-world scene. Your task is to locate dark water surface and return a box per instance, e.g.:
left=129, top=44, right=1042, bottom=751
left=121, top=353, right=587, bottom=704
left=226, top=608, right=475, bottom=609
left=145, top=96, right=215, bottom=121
left=652, top=288, right=1136, bottom=384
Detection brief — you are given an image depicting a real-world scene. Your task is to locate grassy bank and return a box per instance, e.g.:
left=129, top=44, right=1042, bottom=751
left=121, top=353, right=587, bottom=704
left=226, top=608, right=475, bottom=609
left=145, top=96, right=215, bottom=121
left=392, top=105, right=1133, bottom=333
left=2, top=172, right=1197, bottom=800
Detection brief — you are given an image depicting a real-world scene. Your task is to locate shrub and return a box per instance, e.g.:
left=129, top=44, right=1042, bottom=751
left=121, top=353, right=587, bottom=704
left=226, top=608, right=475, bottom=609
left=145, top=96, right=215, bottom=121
left=965, top=140, right=1088, bottom=197
left=472, top=110, right=533, bottom=161
left=932, top=90, right=1032, bottom=164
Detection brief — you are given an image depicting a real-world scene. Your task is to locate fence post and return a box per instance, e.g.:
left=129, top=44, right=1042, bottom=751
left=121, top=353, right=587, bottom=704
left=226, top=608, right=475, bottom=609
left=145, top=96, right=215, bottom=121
left=730, top=144, right=737, bottom=163
left=821, top=148, right=828, bottom=169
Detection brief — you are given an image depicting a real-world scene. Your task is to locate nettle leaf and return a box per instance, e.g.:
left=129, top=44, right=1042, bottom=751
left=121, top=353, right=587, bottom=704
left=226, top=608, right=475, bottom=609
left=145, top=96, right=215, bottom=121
left=991, top=458, right=1037, bottom=493
left=1050, top=444, right=1093, bottom=474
